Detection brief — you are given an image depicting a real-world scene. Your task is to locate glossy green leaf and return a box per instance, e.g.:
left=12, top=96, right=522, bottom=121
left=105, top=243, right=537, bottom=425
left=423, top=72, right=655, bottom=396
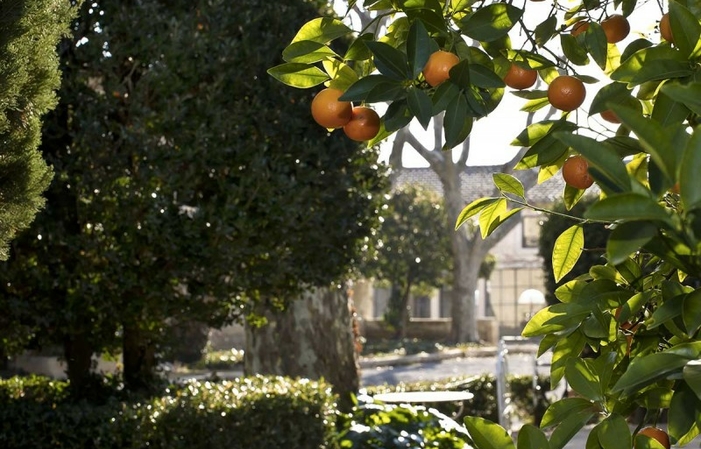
left=383, top=100, right=413, bottom=132
left=344, top=33, right=374, bottom=61
left=650, top=88, right=691, bottom=128
left=478, top=198, right=507, bottom=239
left=680, top=129, right=701, bottom=211
left=455, top=197, right=499, bottom=230
left=267, top=63, right=329, bottom=88
left=565, top=357, right=603, bottom=402
left=522, top=302, right=591, bottom=337
left=432, top=81, right=461, bottom=114
left=552, top=225, right=584, bottom=283
left=684, top=360, right=701, bottom=401
left=617, top=290, right=655, bottom=323
left=460, top=4, right=524, bottom=42
left=469, top=63, right=505, bottom=88
left=596, top=414, right=632, bottom=449
left=682, top=290, right=701, bottom=336
left=584, top=22, right=608, bottom=70
left=340, top=75, right=404, bottom=102
left=668, top=383, right=701, bottom=445
left=560, top=33, right=589, bottom=66
left=584, top=194, right=673, bottom=226
left=517, top=424, right=550, bottom=449
left=407, top=86, right=434, bottom=129
left=443, top=94, right=473, bottom=150
left=647, top=293, right=684, bottom=330
left=612, top=352, right=693, bottom=396
left=610, top=46, right=692, bottom=86
left=548, top=407, right=597, bottom=449
left=541, top=397, right=598, bottom=429
left=554, top=280, right=587, bottom=303
left=463, top=416, right=515, bottom=449
left=492, top=173, right=524, bottom=198
left=669, top=1, right=701, bottom=59
left=282, top=41, right=338, bottom=63
left=291, top=17, right=352, bottom=44
left=606, top=221, right=657, bottom=265
left=548, top=330, right=586, bottom=387
left=365, top=41, right=410, bottom=80
left=661, top=82, right=701, bottom=117
left=534, top=15, right=557, bottom=47
left=407, top=19, right=432, bottom=78
left=589, top=81, right=637, bottom=115
left=449, top=60, right=472, bottom=89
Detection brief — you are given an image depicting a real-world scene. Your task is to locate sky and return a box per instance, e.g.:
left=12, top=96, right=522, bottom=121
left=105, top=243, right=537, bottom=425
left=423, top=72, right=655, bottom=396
left=332, top=0, right=663, bottom=167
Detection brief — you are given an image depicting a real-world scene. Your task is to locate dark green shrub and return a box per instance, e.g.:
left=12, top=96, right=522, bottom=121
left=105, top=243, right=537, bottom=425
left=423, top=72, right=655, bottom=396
left=0, top=375, right=338, bottom=449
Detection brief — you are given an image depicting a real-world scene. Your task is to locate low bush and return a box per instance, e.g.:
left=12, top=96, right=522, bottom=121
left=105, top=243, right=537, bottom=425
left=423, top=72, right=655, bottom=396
left=0, top=375, right=338, bottom=449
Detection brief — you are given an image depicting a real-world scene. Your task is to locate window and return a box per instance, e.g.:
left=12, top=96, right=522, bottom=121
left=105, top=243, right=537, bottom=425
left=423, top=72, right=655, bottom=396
left=521, top=212, right=542, bottom=248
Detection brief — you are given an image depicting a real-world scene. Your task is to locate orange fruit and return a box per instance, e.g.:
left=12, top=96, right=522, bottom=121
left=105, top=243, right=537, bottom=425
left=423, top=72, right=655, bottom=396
left=600, top=109, right=620, bottom=124
left=660, top=13, right=673, bottom=43
left=503, top=63, right=538, bottom=90
left=571, top=21, right=590, bottom=37
left=548, top=75, right=586, bottom=112
left=423, top=50, right=460, bottom=87
left=562, top=155, right=594, bottom=190
left=601, top=14, right=630, bottom=43
left=343, top=106, right=380, bottom=142
left=311, top=88, right=352, bottom=129
left=636, top=427, right=670, bottom=449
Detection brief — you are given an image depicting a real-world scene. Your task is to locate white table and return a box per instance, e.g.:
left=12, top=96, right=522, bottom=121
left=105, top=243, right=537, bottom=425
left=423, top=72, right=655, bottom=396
left=372, top=390, right=475, bottom=417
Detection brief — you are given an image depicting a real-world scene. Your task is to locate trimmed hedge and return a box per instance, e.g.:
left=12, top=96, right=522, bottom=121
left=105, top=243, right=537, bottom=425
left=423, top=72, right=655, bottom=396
left=0, top=375, right=338, bottom=449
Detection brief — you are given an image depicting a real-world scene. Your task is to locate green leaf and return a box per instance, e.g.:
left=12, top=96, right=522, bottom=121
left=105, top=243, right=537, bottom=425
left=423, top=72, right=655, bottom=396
left=517, top=424, right=550, bottom=449
left=548, top=331, right=586, bottom=387
left=650, top=88, right=691, bottom=128
left=560, top=33, right=589, bottom=66
left=407, top=20, right=432, bottom=78
left=492, top=173, right=524, bottom=198
left=680, top=129, right=701, bottom=211
left=589, top=81, right=636, bottom=115
left=291, top=17, right=352, bottom=44
left=267, top=63, right=329, bottom=88
left=365, top=41, right=410, bottom=80
left=340, top=75, right=404, bottom=102
left=541, top=397, right=597, bottom=429
left=512, top=120, right=572, bottom=146
left=584, top=194, right=673, bottom=227
left=682, top=289, right=701, bottom=336
left=661, top=82, right=701, bottom=117
left=584, top=22, right=608, bottom=70
left=469, top=63, right=505, bottom=89
left=344, top=33, right=374, bottom=61
left=668, top=382, right=701, bottom=445
left=565, top=357, right=603, bottom=402
left=406, top=86, right=434, bottom=129
left=443, top=94, right=472, bottom=150
left=669, top=1, right=701, bottom=59
left=383, top=100, right=413, bottom=132
left=595, top=414, right=633, bottom=449
left=463, top=416, right=515, bottom=449
left=606, top=221, right=657, bottom=265
left=552, top=225, right=584, bottom=283
left=522, top=302, right=591, bottom=338
left=478, top=198, right=507, bottom=239
left=647, top=293, right=684, bottom=330
left=548, top=406, right=597, bottom=449
left=612, top=352, right=693, bottom=396
left=449, top=60, right=471, bottom=89
left=684, top=360, right=701, bottom=401
left=534, top=15, right=557, bottom=47
left=282, top=41, right=338, bottom=63
left=460, top=4, right=524, bottom=42
left=455, top=197, right=499, bottom=230
left=610, top=45, right=693, bottom=86
left=432, top=81, right=461, bottom=114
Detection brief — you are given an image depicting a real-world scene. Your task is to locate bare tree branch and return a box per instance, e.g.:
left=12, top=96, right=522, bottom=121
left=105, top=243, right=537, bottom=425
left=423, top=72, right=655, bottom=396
left=406, top=127, right=444, bottom=167
left=456, top=133, right=471, bottom=167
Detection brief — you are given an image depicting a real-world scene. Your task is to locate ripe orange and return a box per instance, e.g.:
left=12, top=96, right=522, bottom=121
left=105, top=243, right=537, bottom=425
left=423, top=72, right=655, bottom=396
left=571, top=21, right=590, bottom=37
left=503, top=63, right=538, bottom=90
left=600, top=109, right=620, bottom=124
left=601, top=14, right=630, bottom=43
left=636, top=427, right=670, bottom=449
left=562, top=155, right=594, bottom=190
left=660, top=13, right=673, bottom=43
left=343, top=106, right=381, bottom=142
left=423, top=50, right=460, bottom=87
left=311, top=88, right=353, bottom=129
left=548, top=75, right=586, bottom=112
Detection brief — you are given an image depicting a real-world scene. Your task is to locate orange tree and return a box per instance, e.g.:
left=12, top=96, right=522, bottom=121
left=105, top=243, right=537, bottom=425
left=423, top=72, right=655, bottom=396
left=270, top=0, right=701, bottom=447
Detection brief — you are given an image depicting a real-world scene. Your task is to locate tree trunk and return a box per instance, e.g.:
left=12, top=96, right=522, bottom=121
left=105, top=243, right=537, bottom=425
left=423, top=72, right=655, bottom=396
left=244, top=285, right=360, bottom=412
left=63, top=332, right=94, bottom=396
left=397, top=278, right=412, bottom=340
left=122, top=322, right=157, bottom=393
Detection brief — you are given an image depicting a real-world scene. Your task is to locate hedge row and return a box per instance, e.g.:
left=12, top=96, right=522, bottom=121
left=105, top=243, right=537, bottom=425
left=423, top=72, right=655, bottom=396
left=0, top=375, right=338, bottom=449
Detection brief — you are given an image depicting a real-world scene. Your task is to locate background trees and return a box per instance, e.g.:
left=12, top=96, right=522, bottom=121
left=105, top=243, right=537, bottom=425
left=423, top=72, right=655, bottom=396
left=0, top=0, right=387, bottom=396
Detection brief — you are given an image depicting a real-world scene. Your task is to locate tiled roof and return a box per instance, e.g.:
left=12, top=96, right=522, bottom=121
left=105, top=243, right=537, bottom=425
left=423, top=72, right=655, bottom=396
left=394, top=166, right=567, bottom=205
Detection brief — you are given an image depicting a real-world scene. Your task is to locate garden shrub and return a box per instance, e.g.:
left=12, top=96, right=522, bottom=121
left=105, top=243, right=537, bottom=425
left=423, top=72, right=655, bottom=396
left=0, top=375, right=338, bottom=449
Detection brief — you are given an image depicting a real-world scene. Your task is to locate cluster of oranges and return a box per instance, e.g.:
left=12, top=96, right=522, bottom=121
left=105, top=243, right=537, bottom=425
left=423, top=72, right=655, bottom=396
left=310, top=88, right=381, bottom=142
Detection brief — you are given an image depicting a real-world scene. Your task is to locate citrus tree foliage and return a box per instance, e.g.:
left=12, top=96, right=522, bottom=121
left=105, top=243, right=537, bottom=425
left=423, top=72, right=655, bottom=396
left=361, top=185, right=452, bottom=335
left=0, top=0, right=77, bottom=261
left=0, top=0, right=387, bottom=391
left=272, top=0, right=701, bottom=446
